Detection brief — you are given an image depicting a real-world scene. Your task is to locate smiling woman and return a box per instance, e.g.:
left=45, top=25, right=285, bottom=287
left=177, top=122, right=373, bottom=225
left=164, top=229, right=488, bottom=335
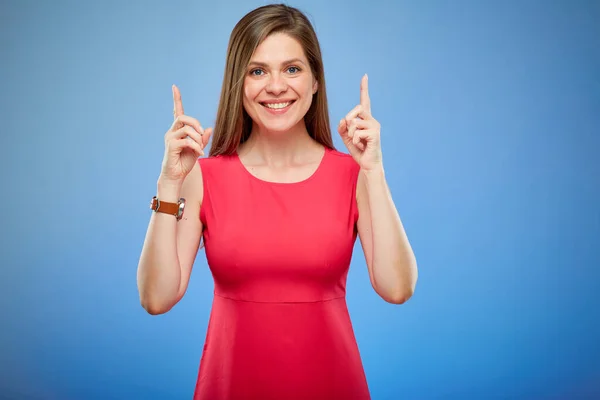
left=208, top=4, right=334, bottom=157
left=136, top=3, right=417, bottom=400
left=242, top=38, right=318, bottom=133
left=240, top=36, right=316, bottom=137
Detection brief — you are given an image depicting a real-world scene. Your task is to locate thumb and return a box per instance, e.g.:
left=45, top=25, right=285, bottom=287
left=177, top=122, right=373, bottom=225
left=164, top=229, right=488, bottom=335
left=202, top=127, right=213, bottom=148
left=337, top=119, right=347, bottom=137
left=337, top=119, right=361, bottom=158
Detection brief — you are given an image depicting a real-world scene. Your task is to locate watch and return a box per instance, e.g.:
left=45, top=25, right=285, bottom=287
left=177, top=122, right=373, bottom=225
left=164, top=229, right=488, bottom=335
left=150, top=196, right=186, bottom=220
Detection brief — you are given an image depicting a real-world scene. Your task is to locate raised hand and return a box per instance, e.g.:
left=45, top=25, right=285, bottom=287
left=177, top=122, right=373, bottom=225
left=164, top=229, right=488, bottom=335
left=337, top=74, right=382, bottom=171
left=160, top=85, right=213, bottom=184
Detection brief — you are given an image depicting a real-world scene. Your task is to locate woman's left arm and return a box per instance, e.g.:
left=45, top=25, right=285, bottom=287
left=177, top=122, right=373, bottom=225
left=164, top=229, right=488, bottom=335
left=356, top=165, right=418, bottom=304
left=338, top=74, right=418, bottom=304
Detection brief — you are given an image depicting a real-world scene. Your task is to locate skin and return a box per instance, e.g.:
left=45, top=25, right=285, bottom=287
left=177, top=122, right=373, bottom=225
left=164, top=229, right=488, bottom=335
left=339, top=75, right=418, bottom=304
left=136, top=32, right=417, bottom=315
left=236, top=32, right=322, bottom=179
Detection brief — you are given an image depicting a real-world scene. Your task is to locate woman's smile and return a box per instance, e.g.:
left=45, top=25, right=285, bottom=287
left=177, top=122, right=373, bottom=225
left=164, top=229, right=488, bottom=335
left=260, top=99, right=296, bottom=114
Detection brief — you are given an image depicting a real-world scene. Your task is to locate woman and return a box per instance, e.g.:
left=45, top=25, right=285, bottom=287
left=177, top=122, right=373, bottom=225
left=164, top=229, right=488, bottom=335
left=137, top=4, right=417, bottom=399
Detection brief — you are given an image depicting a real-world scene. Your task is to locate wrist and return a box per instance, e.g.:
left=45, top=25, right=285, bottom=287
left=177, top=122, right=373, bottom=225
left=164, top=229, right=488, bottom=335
left=361, top=163, right=385, bottom=181
left=156, top=177, right=183, bottom=202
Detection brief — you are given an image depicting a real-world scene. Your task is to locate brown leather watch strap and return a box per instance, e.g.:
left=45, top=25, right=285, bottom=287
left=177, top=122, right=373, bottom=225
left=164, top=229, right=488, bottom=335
left=150, top=196, right=185, bottom=220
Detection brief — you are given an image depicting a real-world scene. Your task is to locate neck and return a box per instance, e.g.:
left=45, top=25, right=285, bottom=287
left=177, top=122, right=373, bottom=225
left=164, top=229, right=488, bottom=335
left=240, top=120, right=320, bottom=165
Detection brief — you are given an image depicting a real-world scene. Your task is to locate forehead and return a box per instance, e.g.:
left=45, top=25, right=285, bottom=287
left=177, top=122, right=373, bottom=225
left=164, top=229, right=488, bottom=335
left=250, top=32, right=307, bottom=64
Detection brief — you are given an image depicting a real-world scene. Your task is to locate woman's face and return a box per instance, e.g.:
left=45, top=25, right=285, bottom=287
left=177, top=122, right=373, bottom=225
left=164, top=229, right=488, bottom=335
left=243, top=32, right=318, bottom=134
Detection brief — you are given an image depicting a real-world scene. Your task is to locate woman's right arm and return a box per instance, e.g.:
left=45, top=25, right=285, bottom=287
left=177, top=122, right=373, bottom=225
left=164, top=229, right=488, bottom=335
left=137, top=163, right=204, bottom=315
left=137, top=84, right=212, bottom=315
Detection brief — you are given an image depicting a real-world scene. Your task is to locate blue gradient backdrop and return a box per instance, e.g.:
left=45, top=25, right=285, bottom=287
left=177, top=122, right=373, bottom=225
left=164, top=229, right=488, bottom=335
left=1, top=0, right=599, bottom=399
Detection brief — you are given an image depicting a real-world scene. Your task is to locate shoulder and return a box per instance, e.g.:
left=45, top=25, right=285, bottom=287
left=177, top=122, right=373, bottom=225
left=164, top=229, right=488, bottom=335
left=180, top=155, right=233, bottom=204
left=326, top=148, right=360, bottom=177
left=198, top=153, right=237, bottom=172
left=179, top=158, right=205, bottom=204
left=195, top=153, right=240, bottom=190
left=198, top=154, right=227, bottom=169
left=327, top=148, right=354, bottom=160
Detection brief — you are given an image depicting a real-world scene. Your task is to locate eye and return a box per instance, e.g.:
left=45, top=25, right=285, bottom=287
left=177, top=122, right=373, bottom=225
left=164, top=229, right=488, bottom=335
left=250, top=68, right=264, bottom=76
left=287, top=66, right=301, bottom=74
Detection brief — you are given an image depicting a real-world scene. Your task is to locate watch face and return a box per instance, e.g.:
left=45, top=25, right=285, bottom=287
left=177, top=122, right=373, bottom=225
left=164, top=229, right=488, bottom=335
left=177, top=198, right=186, bottom=219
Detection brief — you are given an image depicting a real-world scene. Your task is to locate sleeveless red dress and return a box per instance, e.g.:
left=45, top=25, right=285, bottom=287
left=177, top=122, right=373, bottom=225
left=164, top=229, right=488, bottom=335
left=194, top=147, right=371, bottom=399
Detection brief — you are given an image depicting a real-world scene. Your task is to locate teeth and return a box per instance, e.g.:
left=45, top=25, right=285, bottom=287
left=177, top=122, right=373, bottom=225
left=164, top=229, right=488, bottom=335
left=263, top=102, right=291, bottom=109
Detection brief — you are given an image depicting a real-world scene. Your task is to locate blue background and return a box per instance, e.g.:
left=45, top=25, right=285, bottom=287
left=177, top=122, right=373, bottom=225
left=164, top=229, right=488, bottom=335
left=1, top=0, right=599, bottom=399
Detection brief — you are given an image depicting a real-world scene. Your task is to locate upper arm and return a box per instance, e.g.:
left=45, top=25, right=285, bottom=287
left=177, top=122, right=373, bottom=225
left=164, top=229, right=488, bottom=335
left=175, top=160, right=204, bottom=300
left=356, top=170, right=376, bottom=289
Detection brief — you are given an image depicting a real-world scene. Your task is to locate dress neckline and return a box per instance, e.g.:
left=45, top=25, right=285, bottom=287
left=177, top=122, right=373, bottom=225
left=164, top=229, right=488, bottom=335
left=234, top=147, right=330, bottom=186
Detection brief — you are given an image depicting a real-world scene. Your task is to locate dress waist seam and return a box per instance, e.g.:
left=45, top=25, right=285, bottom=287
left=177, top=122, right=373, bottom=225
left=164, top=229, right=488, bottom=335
left=214, top=292, right=346, bottom=304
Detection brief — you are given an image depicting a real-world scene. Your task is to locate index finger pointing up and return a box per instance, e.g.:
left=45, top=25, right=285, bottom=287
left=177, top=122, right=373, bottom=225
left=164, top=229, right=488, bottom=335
left=172, top=84, right=184, bottom=120
left=360, top=74, right=371, bottom=116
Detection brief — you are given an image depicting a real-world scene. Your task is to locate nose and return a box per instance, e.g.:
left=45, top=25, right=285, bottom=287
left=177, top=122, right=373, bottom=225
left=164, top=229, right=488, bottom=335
left=265, top=73, right=287, bottom=96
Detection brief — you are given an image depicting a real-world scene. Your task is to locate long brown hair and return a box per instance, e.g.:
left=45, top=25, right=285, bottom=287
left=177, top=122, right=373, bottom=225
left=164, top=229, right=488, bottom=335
left=209, top=4, right=335, bottom=156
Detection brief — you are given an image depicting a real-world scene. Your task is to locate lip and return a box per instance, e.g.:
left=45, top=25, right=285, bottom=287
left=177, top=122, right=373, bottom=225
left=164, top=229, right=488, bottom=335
left=260, top=99, right=296, bottom=115
left=260, top=99, right=296, bottom=104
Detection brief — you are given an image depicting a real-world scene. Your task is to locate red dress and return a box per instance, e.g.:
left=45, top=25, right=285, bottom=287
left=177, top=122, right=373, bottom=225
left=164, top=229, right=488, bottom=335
left=194, top=147, right=371, bottom=399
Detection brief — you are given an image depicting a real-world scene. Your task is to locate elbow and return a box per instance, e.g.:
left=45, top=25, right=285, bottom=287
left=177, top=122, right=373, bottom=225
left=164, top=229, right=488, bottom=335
left=385, top=286, right=415, bottom=305
left=379, top=270, right=418, bottom=305
left=137, top=275, right=180, bottom=316
left=139, top=295, right=174, bottom=316
left=388, top=261, right=418, bottom=304
left=142, top=303, right=169, bottom=315
left=373, top=255, right=418, bottom=305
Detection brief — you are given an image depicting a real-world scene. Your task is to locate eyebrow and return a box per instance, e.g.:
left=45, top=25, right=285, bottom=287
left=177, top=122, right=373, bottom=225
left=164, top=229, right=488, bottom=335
left=247, top=58, right=307, bottom=68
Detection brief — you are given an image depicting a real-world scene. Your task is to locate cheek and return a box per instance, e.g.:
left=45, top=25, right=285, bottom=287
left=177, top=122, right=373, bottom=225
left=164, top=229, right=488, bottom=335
left=302, top=77, right=316, bottom=96
left=243, top=87, right=251, bottom=105
left=295, top=79, right=315, bottom=104
left=243, top=80, right=261, bottom=101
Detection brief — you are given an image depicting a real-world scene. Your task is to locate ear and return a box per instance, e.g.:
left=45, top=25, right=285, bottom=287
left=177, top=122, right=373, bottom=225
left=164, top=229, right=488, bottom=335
left=312, top=79, right=318, bottom=95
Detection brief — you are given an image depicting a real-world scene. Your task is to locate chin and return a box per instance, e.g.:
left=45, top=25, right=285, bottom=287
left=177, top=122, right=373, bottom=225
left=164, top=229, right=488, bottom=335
left=260, top=120, right=299, bottom=133
left=254, top=111, right=305, bottom=134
